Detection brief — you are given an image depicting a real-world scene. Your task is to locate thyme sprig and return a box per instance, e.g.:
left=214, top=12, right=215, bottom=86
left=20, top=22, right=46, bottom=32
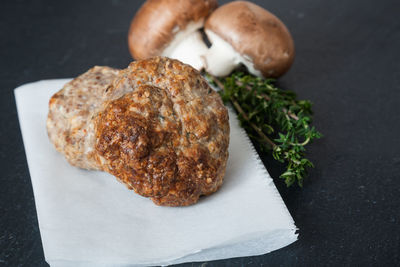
left=207, top=72, right=322, bottom=187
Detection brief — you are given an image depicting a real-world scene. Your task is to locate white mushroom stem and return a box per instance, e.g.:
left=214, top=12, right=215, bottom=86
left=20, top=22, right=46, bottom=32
left=162, top=21, right=208, bottom=71
left=202, top=30, right=263, bottom=77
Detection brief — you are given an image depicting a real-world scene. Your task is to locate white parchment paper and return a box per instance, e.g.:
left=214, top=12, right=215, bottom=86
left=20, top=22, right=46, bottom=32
left=14, top=79, right=297, bottom=267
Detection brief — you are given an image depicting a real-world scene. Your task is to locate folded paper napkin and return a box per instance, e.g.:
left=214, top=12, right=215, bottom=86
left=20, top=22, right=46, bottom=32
left=14, top=79, right=297, bottom=267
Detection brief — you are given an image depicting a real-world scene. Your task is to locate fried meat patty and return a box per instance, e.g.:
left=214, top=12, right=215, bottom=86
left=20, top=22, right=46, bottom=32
left=47, top=57, right=229, bottom=206
left=46, top=66, right=120, bottom=170
left=95, top=57, right=229, bottom=206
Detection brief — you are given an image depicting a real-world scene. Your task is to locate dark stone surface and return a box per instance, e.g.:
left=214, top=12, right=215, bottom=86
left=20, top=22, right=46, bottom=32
left=1, top=0, right=399, bottom=266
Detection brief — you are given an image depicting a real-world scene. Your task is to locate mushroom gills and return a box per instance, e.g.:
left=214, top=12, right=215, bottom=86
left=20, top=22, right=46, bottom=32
left=161, top=21, right=208, bottom=71
left=202, top=30, right=262, bottom=77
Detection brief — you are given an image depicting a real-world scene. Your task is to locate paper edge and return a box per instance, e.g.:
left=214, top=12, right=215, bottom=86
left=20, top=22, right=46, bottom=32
left=160, top=228, right=298, bottom=266
left=47, top=229, right=298, bottom=267
left=14, top=79, right=73, bottom=264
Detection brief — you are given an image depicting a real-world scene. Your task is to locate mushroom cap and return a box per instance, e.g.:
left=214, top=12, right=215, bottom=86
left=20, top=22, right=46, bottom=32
left=128, top=0, right=218, bottom=60
left=205, top=1, right=295, bottom=78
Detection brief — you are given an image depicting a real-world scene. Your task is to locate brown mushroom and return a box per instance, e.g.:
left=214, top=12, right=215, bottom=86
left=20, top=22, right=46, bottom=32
left=128, top=0, right=217, bottom=70
left=202, top=1, right=295, bottom=78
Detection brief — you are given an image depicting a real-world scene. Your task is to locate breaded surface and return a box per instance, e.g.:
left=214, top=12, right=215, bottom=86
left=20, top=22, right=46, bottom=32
left=95, top=57, right=229, bottom=206
left=47, top=66, right=120, bottom=170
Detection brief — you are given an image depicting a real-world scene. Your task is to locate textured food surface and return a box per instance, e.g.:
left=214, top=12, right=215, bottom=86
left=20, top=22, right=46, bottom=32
left=128, top=0, right=217, bottom=59
left=95, top=57, right=230, bottom=206
left=47, top=66, right=120, bottom=170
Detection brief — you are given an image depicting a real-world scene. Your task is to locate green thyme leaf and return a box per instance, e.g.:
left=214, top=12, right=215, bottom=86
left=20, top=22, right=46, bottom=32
left=206, top=72, right=322, bottom=187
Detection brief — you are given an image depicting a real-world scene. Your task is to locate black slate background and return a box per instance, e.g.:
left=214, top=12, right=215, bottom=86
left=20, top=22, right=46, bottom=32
left=1, top=0, right=400, bottom=266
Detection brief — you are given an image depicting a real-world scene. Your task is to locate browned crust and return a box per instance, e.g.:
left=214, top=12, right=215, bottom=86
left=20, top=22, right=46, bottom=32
left=205, top=1, right=295, bottom=77
left=128, top=0, right=218, bottom=60
left=95, top=57, right=229, bottom=206
left=46, top=66, right=120, bottom=170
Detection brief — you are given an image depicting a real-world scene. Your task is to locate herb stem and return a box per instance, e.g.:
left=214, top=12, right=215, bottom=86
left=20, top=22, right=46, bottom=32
left=230, top=96, right=277, bottom=149
left=208, top=74, right=277, bottom=148
left=290, top=137, right=311, bottom=147
left=206, top=71, right=321, bottom=187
